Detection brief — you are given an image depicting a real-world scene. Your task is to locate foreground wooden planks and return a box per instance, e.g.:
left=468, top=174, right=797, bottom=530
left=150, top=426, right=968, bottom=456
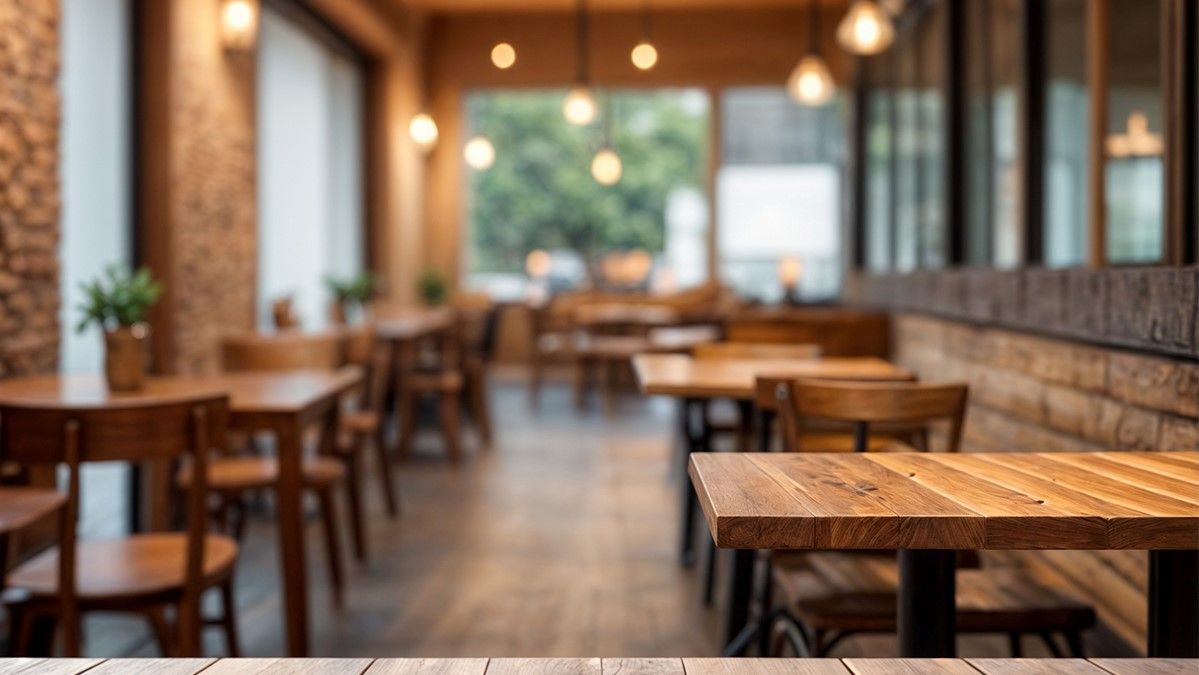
left=689, top=451, right=1199, bottom=550
left=2, top=659, right=1193, bottom=674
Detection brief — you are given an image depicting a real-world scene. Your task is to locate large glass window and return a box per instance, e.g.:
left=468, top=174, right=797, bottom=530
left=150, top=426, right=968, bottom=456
left=864, top=57, right=893, bottom=272
left=917, top=2, right=946, bottom=268
left=990, top=0, right=1021, bottom=267
left=1105, top=0, right=1164, bottom=264
left=717, top=88, right=845, bottom=301
left=257, top=6, right=365, bottom=328
left=464, top=89, right=710, bottom=297
left=893, top=28, right=920, bottom=272
left=1043, top=0, right=1089, bottom=267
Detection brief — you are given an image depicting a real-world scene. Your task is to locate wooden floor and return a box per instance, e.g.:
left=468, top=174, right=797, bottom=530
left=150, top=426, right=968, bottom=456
left=77, top=376, right=1059, bottom=658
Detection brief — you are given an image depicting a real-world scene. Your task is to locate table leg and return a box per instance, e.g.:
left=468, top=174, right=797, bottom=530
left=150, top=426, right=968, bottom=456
left=898, top=549, right=957, bottom=657
left=721, top=548, right=756, bottom=655
left=1148, top=549, right=1199, bottom=657
left=275, top=421, right=309, bottom=657
left=678, top=398, right=699, bottom=566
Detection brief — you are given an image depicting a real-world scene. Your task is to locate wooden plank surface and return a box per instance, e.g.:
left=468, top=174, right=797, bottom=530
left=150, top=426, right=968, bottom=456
left=633, top=354, right=913, bottom=400
left=485, top=659, right=601, bottom=675
left=843, top=660, right=978, bottom=675
left=85, top=660, right=216, bottom=675
left=965, top=659, right=1105, bottom=674
left=367, top=660, right=489, bottom=675
left=598, top=659, right=683, bottom=674
left=690, top=452, right=1199, bottom=550
left=1089, top=659, right=1199, bottom=674
left=681, top=659, right=849, bottom=674
left=0, top=659, right=105, bottom=675
left=201, top=659, right=375, bottom=674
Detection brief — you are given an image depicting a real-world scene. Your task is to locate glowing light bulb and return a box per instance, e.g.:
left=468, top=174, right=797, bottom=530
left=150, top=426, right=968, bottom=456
left=631, top=41, right=659, bottom=70
left=408, top=113, right=439, bottom=151
left=787, top=55, right=834, bottom=107
left=220, top=0, right=258, bottom=50
left=778, top=256, right=802, bottom=288
left=837, top=1, right=895, bottom=55
left=562, top=87, right=598, bottom=126
left=591, top=148, right=623, bottom=186
left=491, top=42, right=517, bottom=69
left=464, top=135, right=496, bottom=170
left=525, top=249, right=552, bottom=278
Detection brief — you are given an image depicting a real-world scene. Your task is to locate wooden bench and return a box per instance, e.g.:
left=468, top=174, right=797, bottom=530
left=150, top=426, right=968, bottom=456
left=9, top=657, right=1192, bottom=673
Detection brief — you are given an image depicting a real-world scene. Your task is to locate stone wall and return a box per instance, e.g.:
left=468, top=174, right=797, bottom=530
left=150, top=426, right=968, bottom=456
left=891, top=312, right=1199, bottom=654
left=0, top=0, right=60, bottom=376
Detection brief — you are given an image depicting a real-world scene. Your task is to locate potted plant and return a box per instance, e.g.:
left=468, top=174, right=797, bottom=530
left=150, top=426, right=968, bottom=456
left=76, top=265, right=163, bottom=392
left=325, top=272, right=376, bottom=324
left=417, top=268, right=448, bottom=306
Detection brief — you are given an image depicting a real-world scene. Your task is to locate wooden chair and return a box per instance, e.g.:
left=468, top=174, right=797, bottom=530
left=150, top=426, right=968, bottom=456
left=764, top=379, right=1095, bottom=658
left=0, top=393, right=239, bottom=657
left=454, top=296, right=498, bottom=448
left=340, top=324, right=400, bottom=517
left=180, top=332, right=356, bottom=607
left=395, top=316, right=468, bottom=462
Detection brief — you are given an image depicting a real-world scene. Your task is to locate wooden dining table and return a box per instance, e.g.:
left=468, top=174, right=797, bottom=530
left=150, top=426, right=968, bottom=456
left=689, top=450, right=1199, bottom=658
left=0, top=368, right=362, bottom=657
left=633, top=352, right=915, bottom=568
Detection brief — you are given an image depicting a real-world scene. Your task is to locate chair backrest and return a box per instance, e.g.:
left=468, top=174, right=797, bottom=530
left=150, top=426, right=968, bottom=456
left=343, top=324, right=388, bottom=413
left=725, top=308, right=891, bottom=357
left=772, top=379, right=968, bottom=453
left=271, top=297, right=300, bottom=330
left=222, top=332, right=344, bottom=372
left=0, top=393, right=228, bottom=655
left=693, top=342, right=821, bottom=360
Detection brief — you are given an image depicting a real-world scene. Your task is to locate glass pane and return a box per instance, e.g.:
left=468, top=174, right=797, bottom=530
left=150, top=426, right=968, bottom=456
left=464, top=89, right=710, bottom=298
left=1105, top=0, right=1163, bottom=263
left=864, top=57, right=893, bottom=272
left=963, top=0, right=990, bottom=265
left=894, top=32, right=920, bottom=271
left=918, top=2, right=946, bottom=268
left=1043, top=0, right=1089, bottom=267
left=991, top=0, right=1021, bottom=267
left=718, top=88, right=844, bottom=301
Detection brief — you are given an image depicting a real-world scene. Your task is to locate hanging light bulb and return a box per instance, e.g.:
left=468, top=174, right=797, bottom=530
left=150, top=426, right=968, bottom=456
left=591, top=147, right=623, bottom=186
left=220, top=0, right=258, bottom=50
left=630, top=1, right=658, bottom=70
left=788, top=55, right=835, bottom=106
left=490, top=42, right=517, bottom=69
left=563, top=86, right=598, bottom=126
left=837, top=0, right=895, bottom=55
left=788, top=0, right=835, bottom=107
left=464, top=135, right=496, bottom=170
left=408, top=113, right=439, bottom=152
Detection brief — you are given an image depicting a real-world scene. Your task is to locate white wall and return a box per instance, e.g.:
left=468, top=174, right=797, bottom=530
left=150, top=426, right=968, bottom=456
left=257, top=8, right=364, bottom=329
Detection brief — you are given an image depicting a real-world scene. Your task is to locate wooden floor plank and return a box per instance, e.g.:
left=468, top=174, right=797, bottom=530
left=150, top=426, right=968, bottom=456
left=863, top=454, right=1109, bottom=549
left=485, top=659, right=601, bottom=675
left=681, top=658, right=850, bottom=674
left=366, top=659, right=489, bottom=675
left=842, top=659, right=978, bottom=674
left=1089, top=659, right=1199, bottom=674
left=0, top=659, right=107, bottom=675
left=599, top=658, right=683, bottom=674
left=966, top=658, right=1104, bottom=673
left=200, top=659, right=375, bottom=674
left=86, top=659, right=216, bottom=675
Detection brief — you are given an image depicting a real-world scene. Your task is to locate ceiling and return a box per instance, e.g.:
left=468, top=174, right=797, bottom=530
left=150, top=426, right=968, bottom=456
left=399, top=0, right=848, bottom=12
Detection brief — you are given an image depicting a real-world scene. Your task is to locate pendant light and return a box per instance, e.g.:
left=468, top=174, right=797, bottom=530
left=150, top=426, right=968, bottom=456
left=837, top=0, right=895, bottom=55
left=563, top=0, right=598, bottom=125
left=490, top=42, right=517, bottom=69
left=630, top=0, right=659, bottom=71
left=787, top=0, right=835, bottom=107
left=591, top=96, right=622, bottom=186
left=464, top=135, right=496, bottom=170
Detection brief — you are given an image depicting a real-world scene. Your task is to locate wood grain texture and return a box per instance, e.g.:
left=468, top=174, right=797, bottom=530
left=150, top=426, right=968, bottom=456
left=598, top=659, right=683, bottom=674
left=633, top=354, right=913, bottom=400
left=842, top=659, right=978, bottom=674
left=201, top=659, right=375, bottom=674
left=681, top=658, right=850, bottom=674
left=85, top=659, right=216, bottom=675
left=0, top=659, right=105, bottom=675
left=485, top=659, right=601, bottom=675
left=690, top=452, right=1199, bottom=550
left=367, top=661, right=488, bottom=675
left=964, top=659, right=1104, bottom=674
left=1089, top=659, right=1199, bottom=674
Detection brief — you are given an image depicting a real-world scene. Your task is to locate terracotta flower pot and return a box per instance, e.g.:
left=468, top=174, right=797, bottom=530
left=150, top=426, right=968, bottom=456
left=104, top=324, right=149, bottom=392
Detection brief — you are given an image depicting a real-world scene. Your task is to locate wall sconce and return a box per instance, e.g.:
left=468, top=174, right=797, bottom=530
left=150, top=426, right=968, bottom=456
left=408, top=113, right=439, bottom=153
left=220, top=0, right=259, bottom=51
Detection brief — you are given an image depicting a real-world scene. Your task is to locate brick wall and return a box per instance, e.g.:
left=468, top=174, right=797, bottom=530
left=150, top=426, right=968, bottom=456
left=0, top=0, right=60, bottom=376
left=892, top=312, right=1199, bottom=653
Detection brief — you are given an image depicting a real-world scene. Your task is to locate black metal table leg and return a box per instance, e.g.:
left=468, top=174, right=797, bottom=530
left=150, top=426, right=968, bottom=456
left=721, top=547, right=757, bottom=654
left=1148, top=549, right=1199, bottom=657
left=678, top=398, right=702, bottom=566
left=898, top=549, right=957, bottom=657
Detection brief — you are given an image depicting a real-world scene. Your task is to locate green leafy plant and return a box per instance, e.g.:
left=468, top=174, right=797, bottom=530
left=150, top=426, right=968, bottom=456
left=76, top=265, right=163, bottom=333
left=417, top=268, right=448, bottom=306
left=325, top=272, right=377, bottom=308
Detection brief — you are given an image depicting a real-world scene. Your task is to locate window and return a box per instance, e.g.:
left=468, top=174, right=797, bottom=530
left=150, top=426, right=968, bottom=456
left=893, top=28, right=920, bottom=272
left=1105, top=0, right=1164, bottom=264
left=463, top=89, right=710, bottom=298
left=257, top=5, right=365, bottom=328
left=1043, top=0, right=1089, bottom=267
left=989, top=0, right=1021, bottom=267
left=718, top=88, right=845, bottom=301
left=917, top=2, right=947, bottom=268
left=864, top=57, right=893, bottom=272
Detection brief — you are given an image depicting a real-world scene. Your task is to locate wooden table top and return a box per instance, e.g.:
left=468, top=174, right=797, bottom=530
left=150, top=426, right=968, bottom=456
left=0, top=369, right=361, bottom=415
left=7, top=658, right=1191, bottom=674
left=0, top=488, right=66, bottom=534
left=633, top=353, right=914, bottom=399
left=689, top=451, right=1199, bottom=551
left=574, top=302, right=681, bottom=328
left=373, top=306, right=456, bottom=341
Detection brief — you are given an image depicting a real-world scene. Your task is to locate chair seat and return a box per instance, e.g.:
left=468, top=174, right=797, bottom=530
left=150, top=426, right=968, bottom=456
left=177, top=455, right=345, bottom=492
left=8, top=533, right=238, bottom=602
left=406, top=371, right=464, bottom=392
left=340, top=410, right=380, bottom=435
left=772, top=551, right=1095, bottom=634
